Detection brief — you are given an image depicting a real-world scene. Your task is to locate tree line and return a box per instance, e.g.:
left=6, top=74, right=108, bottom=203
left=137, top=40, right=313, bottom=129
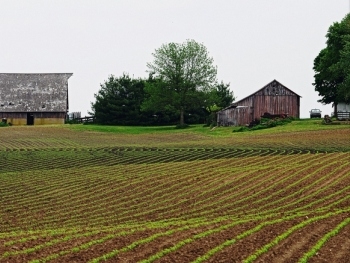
left=91, top=13, right=350, bottom=126
left=91, top=40, right=234, bottom=126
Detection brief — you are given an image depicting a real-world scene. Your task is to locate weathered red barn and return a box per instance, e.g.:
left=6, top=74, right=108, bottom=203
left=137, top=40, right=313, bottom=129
left=0, top=73, right=72, bottom=125
left=217, top=80, right=301, bottom=126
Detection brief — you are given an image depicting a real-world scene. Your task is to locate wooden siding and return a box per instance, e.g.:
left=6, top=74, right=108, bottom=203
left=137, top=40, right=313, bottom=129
left=217, top=107, right=250, bottom=126
left=0, top=112, right=66, bottom=125
left=218, top=80, right=300, bottom=126
left=0, top=112, right=65, bottom=119
left=252, top=95, right=300, bottom=120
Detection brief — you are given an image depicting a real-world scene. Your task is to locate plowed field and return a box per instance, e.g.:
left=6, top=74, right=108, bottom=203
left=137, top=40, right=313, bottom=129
left=0, top=124, right=349, bottom=262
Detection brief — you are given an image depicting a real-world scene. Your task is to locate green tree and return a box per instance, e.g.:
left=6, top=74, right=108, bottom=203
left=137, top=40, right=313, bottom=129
left=338, top=34, right=350, bottom=102
left=91, top=74, right=147, bottom=125
left=213, top=81, right=234, bottom=108
left=145, top=39, right=218, bottom=126
left=205, top=81, right=234, bottom=126
left=141, top=75, right=180, bottom=125
left=313, top=13, right=350, bottom=112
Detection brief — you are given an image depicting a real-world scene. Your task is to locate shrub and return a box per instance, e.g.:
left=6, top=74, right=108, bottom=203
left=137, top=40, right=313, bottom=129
left=233, top=116, right=294, bottom=132
left=175, top=123, right=189, bottom=129
left=0, top=121, right=9, bottom=127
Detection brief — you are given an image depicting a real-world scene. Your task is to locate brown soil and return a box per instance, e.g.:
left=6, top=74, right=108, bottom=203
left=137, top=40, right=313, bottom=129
left=0, top=126, right=349, bottom=262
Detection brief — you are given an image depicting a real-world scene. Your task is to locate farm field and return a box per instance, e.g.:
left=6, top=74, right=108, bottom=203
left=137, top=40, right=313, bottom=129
left=0, top=120, right=349, bottom=263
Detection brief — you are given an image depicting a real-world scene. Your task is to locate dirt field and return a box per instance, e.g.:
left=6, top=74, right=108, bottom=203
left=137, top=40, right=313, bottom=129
left=0, top=125, right=349, bottom=262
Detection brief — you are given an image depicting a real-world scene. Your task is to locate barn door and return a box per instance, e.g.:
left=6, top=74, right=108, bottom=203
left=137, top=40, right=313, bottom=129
left=27, top=113, right=34, bottom=125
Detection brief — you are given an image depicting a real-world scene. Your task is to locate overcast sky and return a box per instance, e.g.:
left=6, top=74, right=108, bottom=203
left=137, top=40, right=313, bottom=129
left=0, top=0, right=348, bottom=118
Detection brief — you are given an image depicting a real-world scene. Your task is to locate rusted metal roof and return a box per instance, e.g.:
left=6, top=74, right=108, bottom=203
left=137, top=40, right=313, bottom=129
left=0, top=73, right=72, bottom=112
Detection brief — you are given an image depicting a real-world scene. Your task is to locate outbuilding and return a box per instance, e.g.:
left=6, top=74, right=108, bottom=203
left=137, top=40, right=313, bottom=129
left=0, top=73, right=72, bottom=125
left=335, top=102, right=350, bottom=120
left=217, top=79, right=301, bottom=126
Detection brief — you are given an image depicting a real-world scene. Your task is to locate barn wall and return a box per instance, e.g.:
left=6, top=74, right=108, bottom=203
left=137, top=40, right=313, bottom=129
left=338, top=103, right=350, bottom=112
left=218, top=80, right=301, bottom=126
left=5, top=118, right=27, bottom=125
left=34, top=118, right=65, bottom=125
left=0, top=112, right=66, bottom=125
left=234, top=96, right=253, bottom=108
left=253, top=95, right=300, bottom=119
left=217, top=107, right=250, bottom=126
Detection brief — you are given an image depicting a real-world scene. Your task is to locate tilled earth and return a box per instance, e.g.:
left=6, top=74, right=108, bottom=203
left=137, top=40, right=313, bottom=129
left=0, top=125, right=349, bottom=262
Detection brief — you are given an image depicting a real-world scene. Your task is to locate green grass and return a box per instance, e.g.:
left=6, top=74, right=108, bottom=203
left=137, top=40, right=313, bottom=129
left=67, top=119, right=349, bottom=136
left=68, top=123, right=199, bottom=134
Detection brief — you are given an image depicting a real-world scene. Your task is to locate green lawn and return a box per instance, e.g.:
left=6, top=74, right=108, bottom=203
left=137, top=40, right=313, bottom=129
left=67, top=118, right=349, bottom=136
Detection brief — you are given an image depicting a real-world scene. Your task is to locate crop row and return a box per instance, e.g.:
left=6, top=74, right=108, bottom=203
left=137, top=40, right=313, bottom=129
left=0, top=126, right=349, bottom=151
left=1, top=151, right=349, bottom=262
left=0, top=146, right=336, bottom=174
left=1, top=210, right=349, bottom=262
left=2, top=152, right=347, bottom=230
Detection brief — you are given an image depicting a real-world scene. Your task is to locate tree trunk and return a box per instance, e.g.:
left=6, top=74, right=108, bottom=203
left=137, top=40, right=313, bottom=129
left=334, top=102, right=338, bottom=118
left=180, top=108, right=184, bottom=126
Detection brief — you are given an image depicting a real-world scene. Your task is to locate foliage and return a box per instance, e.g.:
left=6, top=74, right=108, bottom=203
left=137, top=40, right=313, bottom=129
left=232, top=117, right=294, bottom=132
left=203, top=81, right=235, bottom=127
left=313, top=13, right=350, bottom=105
left=146, top=39, right=218, bottom=126
left=0, top=121, right=9, bottom=127
left=214, top=81, right=235, bottom=108
left=91, top=74, right=149, bottom=125
left=337, top=34, right=350, bottom=102
left=175, top=123, right=189, bottom=129
left=90, top=40, right=232, bottom=127
left=90, top=73, right=230, bottom=126
left=65, top=119, right=80, bottom=125
left=140, top=75, right=181, bottom=125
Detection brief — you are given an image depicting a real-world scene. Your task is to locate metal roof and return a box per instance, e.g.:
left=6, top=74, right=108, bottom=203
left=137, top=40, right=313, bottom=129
left=0, top=73, right=72, bottom=112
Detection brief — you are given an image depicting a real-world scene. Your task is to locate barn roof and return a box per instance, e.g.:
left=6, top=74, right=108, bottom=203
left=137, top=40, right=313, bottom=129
left=0, top=73, right=72, bottom=113
left=232, top=79, right=301, bottom=106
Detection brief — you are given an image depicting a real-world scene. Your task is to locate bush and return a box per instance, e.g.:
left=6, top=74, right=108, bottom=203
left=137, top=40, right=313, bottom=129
left=233, top=116, right=294, bottom=132
left=232, top=126, right=249, bottom=132
left=0, top=121, right=9, bottom=127
left=175, top=123, right=189, bottom=129
left=65, top=119, right=81, bottom=124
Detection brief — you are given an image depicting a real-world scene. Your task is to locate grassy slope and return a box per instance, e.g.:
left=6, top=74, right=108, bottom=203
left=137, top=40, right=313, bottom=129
left=64, top=119, right=350, bottom=151
left=68, top=119, right=349, bottom=134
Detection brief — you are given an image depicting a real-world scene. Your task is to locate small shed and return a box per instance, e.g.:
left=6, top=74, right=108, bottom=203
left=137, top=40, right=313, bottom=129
left=336, top=102, right=350, bottom=120
left=217, top=80, right=301, bottom=126
left=0, top=73, right=72, bottom=125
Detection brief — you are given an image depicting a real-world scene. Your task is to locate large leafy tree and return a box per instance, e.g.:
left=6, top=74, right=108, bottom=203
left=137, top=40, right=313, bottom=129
left=145, top=39, right=218, bottom=126
left=91, top=74, right=147, bottom=125
left=313, top=13, right=350, bottom=111
left=338, top=34, right=350, bottom=102
left=141, top=75, right=180, bottom=125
